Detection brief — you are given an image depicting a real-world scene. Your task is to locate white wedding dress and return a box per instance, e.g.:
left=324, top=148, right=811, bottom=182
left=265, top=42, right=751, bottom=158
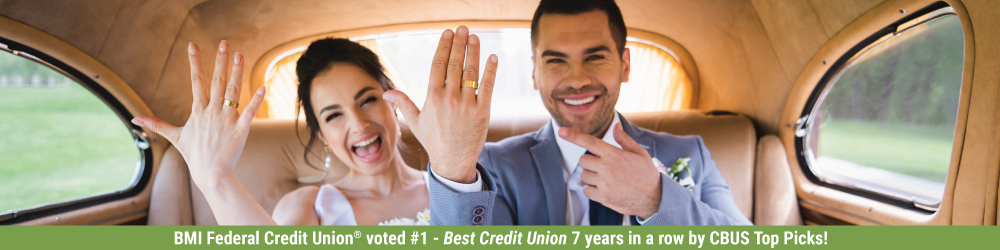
left=314, top=172, right=431, bottom=225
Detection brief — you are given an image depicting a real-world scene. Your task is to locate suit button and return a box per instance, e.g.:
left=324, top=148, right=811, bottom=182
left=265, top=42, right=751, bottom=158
left=473, top=206, right=485, bottom=215
left=473, top=215, right=484, bottom=225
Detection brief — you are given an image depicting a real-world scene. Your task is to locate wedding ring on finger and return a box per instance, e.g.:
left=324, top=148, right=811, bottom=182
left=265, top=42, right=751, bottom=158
left=462, top=80, right=479, bottom=89
left=223, top=99, right=239, bottom=109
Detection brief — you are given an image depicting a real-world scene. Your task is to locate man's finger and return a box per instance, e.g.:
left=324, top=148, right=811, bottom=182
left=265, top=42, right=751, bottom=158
left=131, top=116, right=181, bottom=144
left=558, top=127, right=618, bottom=156
left=582, top=185, right=602, bottom=203
left=444, top=26, right=469, bottom=94
left=577, top=153, right=605, bottom=174
left=613, top=123, right=648, bottom=157
left=428, top=29, right=454, bottom=92
left=579, top=169, right=601, bottom=187
left=236, top=86, right=266, bottom=130
left=461, top=34, right=481, bottom=102
left=209, top=40, right=231, bottom=109
left=187, top=43, right=208, bottom=109
left=477, top=54, right=498, bottom=109
left=383, top=90, right=421, bottom=128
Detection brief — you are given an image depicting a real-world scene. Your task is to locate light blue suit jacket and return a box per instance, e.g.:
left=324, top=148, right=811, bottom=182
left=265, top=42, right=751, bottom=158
left=428, top=114, right=752, bottom=225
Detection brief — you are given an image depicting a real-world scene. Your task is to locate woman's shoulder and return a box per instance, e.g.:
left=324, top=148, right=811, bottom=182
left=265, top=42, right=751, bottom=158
left=272, top=186, right=321, bottom=225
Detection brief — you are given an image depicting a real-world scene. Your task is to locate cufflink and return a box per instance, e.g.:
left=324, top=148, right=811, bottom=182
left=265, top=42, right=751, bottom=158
left=472, top=206, right=485, bottom=225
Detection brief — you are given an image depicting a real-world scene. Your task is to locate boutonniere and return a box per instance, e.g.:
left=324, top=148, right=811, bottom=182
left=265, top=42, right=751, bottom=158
left=652, top=157, right=695, bottom=190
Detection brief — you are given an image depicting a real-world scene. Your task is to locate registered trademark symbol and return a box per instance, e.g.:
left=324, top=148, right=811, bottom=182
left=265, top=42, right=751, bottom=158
left=354, top=231, right=361, bottom=238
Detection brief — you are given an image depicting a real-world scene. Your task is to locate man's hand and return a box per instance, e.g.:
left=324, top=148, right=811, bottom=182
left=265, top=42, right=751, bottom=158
left=559, top=123, right=662, bottom=218
left=383, top=26, right=499, bottom=184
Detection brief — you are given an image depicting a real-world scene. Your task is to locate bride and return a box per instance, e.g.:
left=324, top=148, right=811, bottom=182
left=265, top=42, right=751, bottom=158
left=131, top=25, right=498, bottom=225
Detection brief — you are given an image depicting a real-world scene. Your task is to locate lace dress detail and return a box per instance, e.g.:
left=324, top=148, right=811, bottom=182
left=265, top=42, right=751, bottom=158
left=314, top=172, right=430, bottom=225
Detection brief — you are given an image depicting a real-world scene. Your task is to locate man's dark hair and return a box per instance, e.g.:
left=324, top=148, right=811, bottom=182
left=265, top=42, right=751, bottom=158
left=530, top=0, right=627, bottom=57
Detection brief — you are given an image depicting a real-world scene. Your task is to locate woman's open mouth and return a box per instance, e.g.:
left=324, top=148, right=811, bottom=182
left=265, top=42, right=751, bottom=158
left=351, top=134, right=383, bottom=164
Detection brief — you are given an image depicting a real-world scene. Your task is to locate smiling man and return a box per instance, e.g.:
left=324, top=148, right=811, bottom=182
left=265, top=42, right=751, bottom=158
left=427, top=0, right=752, bottom=225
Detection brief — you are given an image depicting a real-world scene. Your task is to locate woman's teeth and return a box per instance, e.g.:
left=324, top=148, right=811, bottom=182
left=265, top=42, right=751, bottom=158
left=353, top=135, right=379, bottom=148
left=564, top=96, right=596, bottom=106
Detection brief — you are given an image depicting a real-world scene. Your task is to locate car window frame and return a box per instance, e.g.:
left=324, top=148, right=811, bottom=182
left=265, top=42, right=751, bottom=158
left=793, top=1, right=959, bottom=213
left=0, top=36, right=153, bottom=224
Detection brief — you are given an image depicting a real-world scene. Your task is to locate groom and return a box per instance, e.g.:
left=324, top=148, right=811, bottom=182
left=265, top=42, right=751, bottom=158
left=427, top=0, right=751, bottom=225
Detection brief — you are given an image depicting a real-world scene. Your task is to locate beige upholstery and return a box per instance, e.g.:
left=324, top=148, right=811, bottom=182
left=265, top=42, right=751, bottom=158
left=149, top=110, right=762, bottom=224
left=754, top=135, right=802, bottom=225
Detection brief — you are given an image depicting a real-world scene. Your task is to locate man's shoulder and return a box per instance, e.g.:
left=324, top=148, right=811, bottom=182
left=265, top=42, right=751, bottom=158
left=635, top=126, right=705, bottom=151
left=482, top=131, right=539, bottom=158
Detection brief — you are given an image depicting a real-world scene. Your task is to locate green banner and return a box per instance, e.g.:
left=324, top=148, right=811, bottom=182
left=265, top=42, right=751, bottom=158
left=0, top=226, right=995, bottom=249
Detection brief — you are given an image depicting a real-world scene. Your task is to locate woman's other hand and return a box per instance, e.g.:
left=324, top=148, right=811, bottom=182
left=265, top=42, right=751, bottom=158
left=131, top=41, right=265, bottom=188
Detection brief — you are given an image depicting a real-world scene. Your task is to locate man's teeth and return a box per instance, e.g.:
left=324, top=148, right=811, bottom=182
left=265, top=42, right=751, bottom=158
left=352, top=135, right=379, bottom=148
left=564, top=96, right=596, bottom=106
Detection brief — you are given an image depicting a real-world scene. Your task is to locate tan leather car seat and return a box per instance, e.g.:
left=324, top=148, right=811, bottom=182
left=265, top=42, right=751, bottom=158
left=149, top=110, right=798, bottom=225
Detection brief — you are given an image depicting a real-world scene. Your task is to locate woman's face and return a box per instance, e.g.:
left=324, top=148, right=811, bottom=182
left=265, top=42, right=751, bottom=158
left=310, top=63, right=398, bottom=175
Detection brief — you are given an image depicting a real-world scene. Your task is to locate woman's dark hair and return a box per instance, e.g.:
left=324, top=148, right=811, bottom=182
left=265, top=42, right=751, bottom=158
left=295, top=38, right=395, bottom=167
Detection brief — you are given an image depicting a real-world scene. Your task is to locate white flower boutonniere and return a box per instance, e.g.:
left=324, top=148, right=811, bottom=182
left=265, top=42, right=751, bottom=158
left=652, top=157, right=695, bottom=191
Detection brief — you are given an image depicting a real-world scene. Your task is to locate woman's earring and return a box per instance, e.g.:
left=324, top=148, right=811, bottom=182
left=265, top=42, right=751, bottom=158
left=298, top=142, right=332, bottom=183
left=324, top=152, right=331, bottom=171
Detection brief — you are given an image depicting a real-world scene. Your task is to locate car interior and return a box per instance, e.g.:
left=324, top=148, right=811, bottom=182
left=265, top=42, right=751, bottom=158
left=1, top=0, right=997, bottom=226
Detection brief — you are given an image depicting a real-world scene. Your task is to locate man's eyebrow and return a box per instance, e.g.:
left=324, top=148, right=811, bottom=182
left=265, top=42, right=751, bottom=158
left=584, top=46, right=611, bottom=55
left=541, top=50, right=568, bottom=58
left=354, top=86, right=375, bottom=100
left=319, top=104, right=341, bottom=114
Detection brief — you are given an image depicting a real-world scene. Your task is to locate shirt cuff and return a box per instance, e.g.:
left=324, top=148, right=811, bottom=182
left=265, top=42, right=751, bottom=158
left=636, top=214, right=654, bottom=225
left=429, top=166, right=483, bottom=193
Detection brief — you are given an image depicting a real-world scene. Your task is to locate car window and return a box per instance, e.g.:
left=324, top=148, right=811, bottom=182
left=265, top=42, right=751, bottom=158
left=261, top=28, right=693, bottom=119
left=0, top=46, right=141, bottom=215
left=804, top=8, right=963, bottom=207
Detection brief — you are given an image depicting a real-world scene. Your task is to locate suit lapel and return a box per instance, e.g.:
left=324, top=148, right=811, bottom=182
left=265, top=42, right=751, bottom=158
left=530, top=121, right=567, bottom=225
left=620, top=114, right=656, bottom=157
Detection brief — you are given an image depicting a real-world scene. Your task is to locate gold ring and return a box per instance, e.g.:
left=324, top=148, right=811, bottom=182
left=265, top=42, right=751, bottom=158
left=223, top=99, right=239, bottom=108
left=462, top=80, right=479, bottom=89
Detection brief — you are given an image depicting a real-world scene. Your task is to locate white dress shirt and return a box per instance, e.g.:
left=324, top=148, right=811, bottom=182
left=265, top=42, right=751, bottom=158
left=431, top=112, right=649, bottom=225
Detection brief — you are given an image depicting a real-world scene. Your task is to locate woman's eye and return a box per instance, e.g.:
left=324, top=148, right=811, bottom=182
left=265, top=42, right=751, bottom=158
left=361, top=97, right=377, bottom=106
left=324, top=113, right=342, bottom=122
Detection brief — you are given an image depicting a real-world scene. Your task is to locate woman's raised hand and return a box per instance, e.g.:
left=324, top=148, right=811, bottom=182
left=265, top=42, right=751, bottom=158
left=383, top=26, right=499, bottom=183
left=131, top=41, right=265, bottom=188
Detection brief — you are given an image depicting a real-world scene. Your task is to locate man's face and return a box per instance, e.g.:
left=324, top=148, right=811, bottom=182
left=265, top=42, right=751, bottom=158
left=533, top=10, right=630, bottom=137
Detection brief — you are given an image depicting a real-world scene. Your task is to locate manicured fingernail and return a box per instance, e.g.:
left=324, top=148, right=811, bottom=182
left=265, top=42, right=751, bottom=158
left=470, top=35, right=479, bottom=45
left=457, top=26, right=468, bottom=36
left=219, top=40, right=228, bottom=52
left=131, top=118, right=144, bottom=127
left=256, top=86, right=265, bottom=95
left=188, top=43, right=196, bottom=55
left=443, top=29, right=453, bottom=39
left=234, top=52, right=242, bottom=64
left=383, top=94, right=394, bottom=103
left=558, top=128, right=568, bottom=137
left=490, top=54, right=498, bottom=63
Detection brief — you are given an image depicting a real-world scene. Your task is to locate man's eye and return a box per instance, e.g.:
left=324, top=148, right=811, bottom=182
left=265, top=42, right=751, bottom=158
left=361, top=97, right=377, bottom=106
left=546, top=58, right=565, bottom=64
left=325, top=113, right=342, bottom=122
left=586, top=55, right=605, bottom=60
